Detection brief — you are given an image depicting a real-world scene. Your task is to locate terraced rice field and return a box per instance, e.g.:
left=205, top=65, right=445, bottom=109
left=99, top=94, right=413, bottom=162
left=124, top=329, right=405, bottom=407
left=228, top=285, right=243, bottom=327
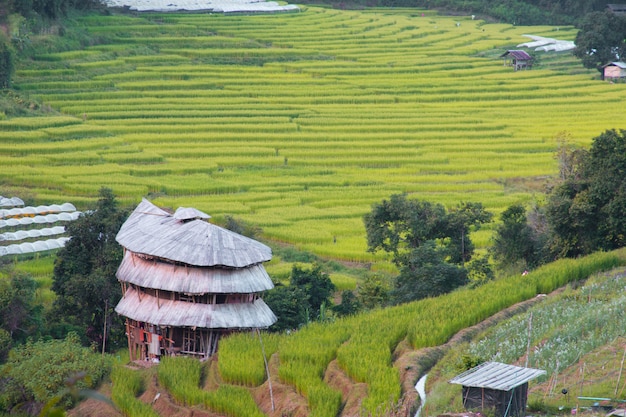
left=3, top=7, right=622, bottom=266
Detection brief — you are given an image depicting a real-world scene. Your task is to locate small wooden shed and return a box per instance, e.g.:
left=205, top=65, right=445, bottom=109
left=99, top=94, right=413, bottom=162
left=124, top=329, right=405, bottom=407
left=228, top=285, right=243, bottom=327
left=450, top=362, right=546, bottom=417
left=114, top=199, right=277, bottom=361
left=500, top=50, right=533, bottom=71
left=603, top=62, right=626, bottom=80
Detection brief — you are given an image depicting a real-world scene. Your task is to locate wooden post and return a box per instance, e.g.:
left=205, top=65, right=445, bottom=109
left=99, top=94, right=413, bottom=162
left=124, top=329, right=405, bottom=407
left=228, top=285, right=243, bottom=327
left=102, top=299, right=108, bottom=356
left=258, top=329, right=275, bottom=412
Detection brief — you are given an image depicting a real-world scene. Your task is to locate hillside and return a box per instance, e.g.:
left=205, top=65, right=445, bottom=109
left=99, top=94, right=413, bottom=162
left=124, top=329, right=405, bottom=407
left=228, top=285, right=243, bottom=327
left=1, top=6, right=615, bottom=269
left=64, top=256, right=626, bottom=417
left=2, top=5, right=626, bottom=417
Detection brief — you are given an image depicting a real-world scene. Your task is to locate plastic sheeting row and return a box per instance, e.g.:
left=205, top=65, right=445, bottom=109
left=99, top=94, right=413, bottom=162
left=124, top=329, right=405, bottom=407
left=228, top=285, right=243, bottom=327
left=0, top=212, right=81, bottom=228
left=0, top=196, right=24, bottom=208
left=0, top=226, right=66, bottom=242
left=0, top=203, right=77, bottom=219
left=0, top=237, right=71, bottom=257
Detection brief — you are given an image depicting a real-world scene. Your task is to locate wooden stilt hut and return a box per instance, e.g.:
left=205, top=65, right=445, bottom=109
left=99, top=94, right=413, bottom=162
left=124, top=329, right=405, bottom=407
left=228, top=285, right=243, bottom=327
left=114, top=199, right=277, bottom=361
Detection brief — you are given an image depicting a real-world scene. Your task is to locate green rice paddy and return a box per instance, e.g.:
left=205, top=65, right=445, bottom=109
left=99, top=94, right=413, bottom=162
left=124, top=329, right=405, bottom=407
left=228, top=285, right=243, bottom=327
left=3, top=7, right=622, bottom=267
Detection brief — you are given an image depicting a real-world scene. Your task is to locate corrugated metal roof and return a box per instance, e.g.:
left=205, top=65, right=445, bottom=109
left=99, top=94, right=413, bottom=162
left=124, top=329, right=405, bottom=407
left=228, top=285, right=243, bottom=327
left=173, top=207, right=211, bottom=221
left=604, top=61, right=626, bottom=69
left=115, top=287, right=277, bottom=329
left=449, top=362, right=546, bottom=391
left=116, top=199, right=272, bottom=268
left=499, top=50, right=533, bottom=60
left=116, top=251, right=274, bottom=294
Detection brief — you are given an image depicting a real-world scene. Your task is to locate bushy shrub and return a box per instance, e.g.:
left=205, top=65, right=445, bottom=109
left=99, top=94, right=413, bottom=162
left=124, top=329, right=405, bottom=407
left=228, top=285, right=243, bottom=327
left=0, top=332, right=112, bottom=413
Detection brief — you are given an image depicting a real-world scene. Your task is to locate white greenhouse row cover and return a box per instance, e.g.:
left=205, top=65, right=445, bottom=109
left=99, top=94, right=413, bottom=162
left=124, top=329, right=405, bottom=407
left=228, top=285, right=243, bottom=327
left=0, top=197, right=80, bottom=257
left=0, top=226, right=66, bottom=242
left=0, top=203, right=77, bottom=219
left=0, top=196, right=24, bottom=207
left=0, top=237, right=71, bottom=257
left=0, top=212, right=81, bottom=229
left=102, top=0, right=299, bottom=13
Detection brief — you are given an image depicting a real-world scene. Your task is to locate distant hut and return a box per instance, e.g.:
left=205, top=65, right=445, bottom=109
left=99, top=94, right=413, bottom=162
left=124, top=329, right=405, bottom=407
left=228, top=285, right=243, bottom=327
left=603, top=62, right=626, bottom=81
left=449, top=362, right=546, bottom=417
left=500, top=50, right=533, bottom=71
left=114, top=199, right=277, bottom=361
left=607, top=4, right=626, bottom=14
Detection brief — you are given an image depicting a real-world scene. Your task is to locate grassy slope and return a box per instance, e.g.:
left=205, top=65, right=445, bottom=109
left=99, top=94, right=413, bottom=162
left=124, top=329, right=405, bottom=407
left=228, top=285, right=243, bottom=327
left=2, top=7, right=614, bottom=272
left=3, top=5, right=624, bottom=416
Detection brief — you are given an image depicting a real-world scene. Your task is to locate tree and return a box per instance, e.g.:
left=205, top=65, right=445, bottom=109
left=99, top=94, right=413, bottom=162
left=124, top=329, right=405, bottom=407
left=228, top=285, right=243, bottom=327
left=332, top=290, right=361, bottom=317
left=545, top=129, right=626, bottom=257
left=490, top=204, right=542, bottom=272
left=0, top=270, right=42, bottom=344
left=364, top=194, right=491, bottom=303
left=0, top=41, right=13, bottom=89
left=264, top=284, right=308, bottom=332
left=50, top=188, right=127, bottom=351
left=357, top=273, right=391, bottom=309
left=574, top=11, right=626, bottom=75
left=290, top=263, right=335, bottom=320
left=0, top=332, right=111, bottom=414
left=390, top=241, right=467, bottom=304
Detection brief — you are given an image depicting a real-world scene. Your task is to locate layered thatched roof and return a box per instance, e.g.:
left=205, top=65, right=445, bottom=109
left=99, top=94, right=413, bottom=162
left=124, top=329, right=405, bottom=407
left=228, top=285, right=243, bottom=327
left=116, top=287, right=277, bottom=329
left=117, top=251, right=274, bottom=294
left=116, top=199, right=271, bottom=268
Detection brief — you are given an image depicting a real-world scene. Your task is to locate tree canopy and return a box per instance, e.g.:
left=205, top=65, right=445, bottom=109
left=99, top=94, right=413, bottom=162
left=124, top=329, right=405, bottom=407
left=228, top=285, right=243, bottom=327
left=545, top=129, right=626, bottom=257
left=265, top=263, right=336, bottom=331
left=574, top=11, right=626, bottom=73
left=50, top=188, right=127, bottom=351
left=364, top=194, right=492, bottom=303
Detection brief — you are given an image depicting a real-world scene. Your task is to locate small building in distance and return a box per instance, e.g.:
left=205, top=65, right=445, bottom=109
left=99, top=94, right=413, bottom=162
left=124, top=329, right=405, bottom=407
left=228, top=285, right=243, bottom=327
left=114, top=199, right=277, bottom=361
left=500, top=50, right=533, bottom=71
left=603, top=62, right=626, bottom=81
left=449, top=361, right=546, bottom=417
left=607, top=4, right=626, bottom=14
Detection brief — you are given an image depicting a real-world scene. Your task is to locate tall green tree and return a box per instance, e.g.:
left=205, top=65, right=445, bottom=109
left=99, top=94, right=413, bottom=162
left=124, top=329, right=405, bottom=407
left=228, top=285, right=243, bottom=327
left=50, top=188, right=127, bottom=351
left=290, top=263, right=335, bottom=320
left=264, top=284, right=308, bottom=332
left=545, top=129, right=626, bottom=257
left=490, top=204, right=542, bottom=272
left=0, top=270, right=42, bottom=344
left=0, top=41, right=13, bottom=89
left=364, top=194, right=491, bottom=303
left=574, top=11, right=626, bottom=75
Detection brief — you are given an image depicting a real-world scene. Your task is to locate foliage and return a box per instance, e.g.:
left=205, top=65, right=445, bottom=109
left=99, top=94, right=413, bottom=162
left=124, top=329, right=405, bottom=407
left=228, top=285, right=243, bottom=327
left=357, top=273, right=391, bottom=310
left=391, top=241, right=467, bottom=304
left=0, top=41, right=13, bottom=89
left=265, top=263, right=336, bottom=331
left=0, top=332, right=111, bottom=414
left=264, top=284, right=309, bottom=332
left=574, top=11, right=626, bottom=73
left=332, top=290, right=361, bottom=317
left=490, top=204, right=543, bottom=272
left=50, top=187, right=127, bottom=351
left=8, top=0, right=102, bottom=19
left=290, top=263, right=336, bottom=320
left=0, top=269, right=43, bottom=344
left=365, top=194, right=491, bottom=304
left=545, top=129, right=626, bottom=258
left=0, top=329, right=11, bottom=363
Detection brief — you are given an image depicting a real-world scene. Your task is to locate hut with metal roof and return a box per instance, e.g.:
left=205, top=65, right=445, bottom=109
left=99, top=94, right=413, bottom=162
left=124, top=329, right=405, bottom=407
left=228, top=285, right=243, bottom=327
left=500, top=50, right=533, bottom=71
left=603, top=62, right=626, bottom=80
left=449, top=362, right=546, bottom=417
left=114, top=199, right=277, bottom=361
